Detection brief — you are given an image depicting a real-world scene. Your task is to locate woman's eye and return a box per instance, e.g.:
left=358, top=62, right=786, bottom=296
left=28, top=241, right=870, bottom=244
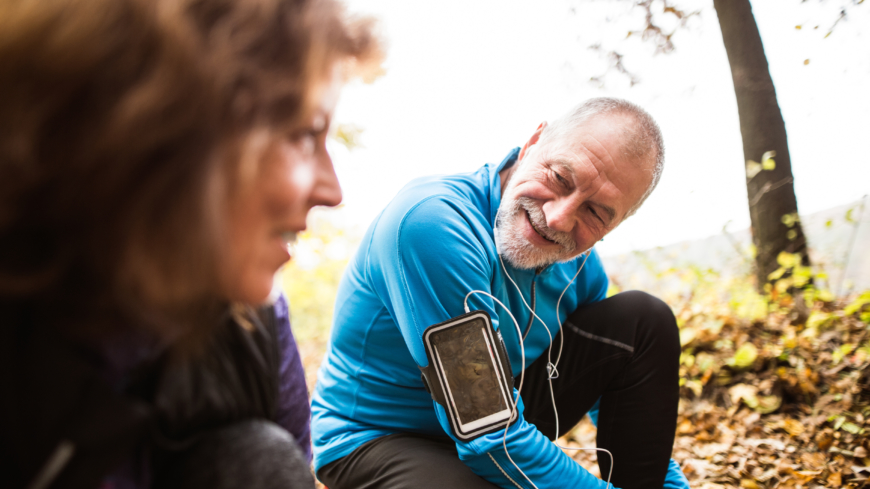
left=289, top=130, right=317, bottom=154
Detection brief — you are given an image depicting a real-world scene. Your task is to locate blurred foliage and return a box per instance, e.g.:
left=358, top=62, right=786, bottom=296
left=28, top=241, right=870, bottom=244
left=280, top=213, right=359, bottom=389
left=598, top=251, right=870, bottom=488
left=332, top=123, right=365, bottom=151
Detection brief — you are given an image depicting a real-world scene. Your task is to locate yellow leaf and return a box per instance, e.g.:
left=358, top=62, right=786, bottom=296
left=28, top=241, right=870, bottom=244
left=793, top=470, right=821, bottom=483
left=741, top=479, right=760, bottom=489
left=762, top=150, right=776, bottom=170
left=776, top=252, right=800, bottom=269
left=804, top=58, right=810, bottom=65
left=746, top=160, right=762, bottom=179
left=807, top=311, right=832, bottom=329
left=768, top=266, right=786, bottom=281
left=679, top=327, right=697, bottom=347
left=783, top=418, right=805, bottom=436
left=755, top=394, right=782, bottom=414
left=732, top=343, right=758, bottom=368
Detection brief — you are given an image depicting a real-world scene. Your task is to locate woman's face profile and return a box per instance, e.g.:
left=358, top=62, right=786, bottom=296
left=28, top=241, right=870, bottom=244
left=220, top=70, right=344, bottom=305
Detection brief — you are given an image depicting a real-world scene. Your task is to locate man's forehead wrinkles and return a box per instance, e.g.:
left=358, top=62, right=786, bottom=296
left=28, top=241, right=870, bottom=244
left=584, top=132, right=618, bottom=168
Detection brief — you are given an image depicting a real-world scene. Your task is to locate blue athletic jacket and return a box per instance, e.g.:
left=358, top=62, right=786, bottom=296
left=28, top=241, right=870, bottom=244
left=311, top=149, right=689, bottom=489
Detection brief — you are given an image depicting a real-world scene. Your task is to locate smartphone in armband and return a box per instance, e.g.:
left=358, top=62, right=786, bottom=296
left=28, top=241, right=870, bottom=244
left=419, top=310, right=516, bottom=441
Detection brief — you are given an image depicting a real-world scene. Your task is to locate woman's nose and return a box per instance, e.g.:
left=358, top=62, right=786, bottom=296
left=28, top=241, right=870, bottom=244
left=309, top=151, right=342, bottom=208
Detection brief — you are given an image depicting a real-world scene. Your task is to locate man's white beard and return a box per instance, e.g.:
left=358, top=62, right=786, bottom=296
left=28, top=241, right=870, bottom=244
left=495, top=194, right=579, bottom=270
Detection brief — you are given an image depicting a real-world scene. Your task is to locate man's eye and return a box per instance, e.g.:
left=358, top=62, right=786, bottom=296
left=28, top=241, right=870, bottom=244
left=552, top=169, right=569, bottom=187
left=589, top=206, right=604, bottom=224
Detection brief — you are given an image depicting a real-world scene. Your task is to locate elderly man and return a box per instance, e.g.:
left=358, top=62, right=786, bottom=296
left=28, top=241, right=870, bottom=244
left=312, top=98, right=689, bottom=489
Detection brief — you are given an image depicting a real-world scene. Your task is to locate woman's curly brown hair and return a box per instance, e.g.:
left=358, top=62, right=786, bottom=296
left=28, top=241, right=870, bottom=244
left=0, top=0, right=379, bottom=339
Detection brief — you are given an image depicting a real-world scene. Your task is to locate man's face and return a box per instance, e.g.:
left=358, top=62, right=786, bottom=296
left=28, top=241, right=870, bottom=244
left=497, top=115, right=654, bottom=269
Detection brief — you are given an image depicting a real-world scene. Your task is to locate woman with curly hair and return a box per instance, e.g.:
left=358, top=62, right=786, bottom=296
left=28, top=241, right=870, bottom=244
left=0, top=0, right=378, bottom=487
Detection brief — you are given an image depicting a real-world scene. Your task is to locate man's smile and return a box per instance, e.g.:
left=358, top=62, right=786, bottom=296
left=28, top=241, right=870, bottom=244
left=525, top=209, right=557, bottom=245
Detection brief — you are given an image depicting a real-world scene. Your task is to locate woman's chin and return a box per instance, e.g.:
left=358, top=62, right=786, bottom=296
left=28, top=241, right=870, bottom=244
left=222, top=272, right=279, bottom=306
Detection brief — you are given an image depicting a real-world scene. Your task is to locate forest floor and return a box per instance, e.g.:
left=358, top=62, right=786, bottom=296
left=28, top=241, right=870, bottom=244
left=292, top=253, right=870, bottom=488
left=564, top=285, right=870, bottom=489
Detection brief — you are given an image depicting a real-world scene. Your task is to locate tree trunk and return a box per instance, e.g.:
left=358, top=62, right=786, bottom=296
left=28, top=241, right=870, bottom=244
left=713, top=0, right=810, bottom=289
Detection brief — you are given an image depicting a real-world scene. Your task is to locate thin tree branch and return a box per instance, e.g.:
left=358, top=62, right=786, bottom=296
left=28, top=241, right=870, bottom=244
left=748, top=177, right=794, bottom=207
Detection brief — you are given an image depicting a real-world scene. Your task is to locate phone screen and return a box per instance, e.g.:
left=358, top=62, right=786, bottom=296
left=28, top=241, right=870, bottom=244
left=431, top=317, right=511, bottom=432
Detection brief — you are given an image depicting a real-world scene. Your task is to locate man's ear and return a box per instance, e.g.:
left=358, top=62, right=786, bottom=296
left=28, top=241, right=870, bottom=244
left=518, top=122, right=548, bottom=162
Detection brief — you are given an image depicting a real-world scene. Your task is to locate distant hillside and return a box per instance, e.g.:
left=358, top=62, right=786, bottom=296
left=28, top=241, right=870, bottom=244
left=602, top=198, right=870, bottom=296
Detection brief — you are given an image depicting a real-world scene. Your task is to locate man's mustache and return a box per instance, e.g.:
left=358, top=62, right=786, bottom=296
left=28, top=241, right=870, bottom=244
left=517, top=197, right=577, bottom=252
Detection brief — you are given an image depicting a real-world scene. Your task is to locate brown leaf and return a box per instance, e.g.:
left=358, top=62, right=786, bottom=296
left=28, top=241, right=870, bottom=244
left=783, top=418, right=805, bottom=437
left=677, top=419, right=695, bottom=435
left=816, top=429, right=834, bottom=451
left=791, top=470, right=821, bottom=483
left=827, top=471, right=842, bottom=487
left=800, top=452, right=827, bottom=470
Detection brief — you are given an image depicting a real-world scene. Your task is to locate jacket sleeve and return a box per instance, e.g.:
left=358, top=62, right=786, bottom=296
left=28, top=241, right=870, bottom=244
left=367, top=197, right=616, bottom=489
left=272, top=293, right=312, bottom=462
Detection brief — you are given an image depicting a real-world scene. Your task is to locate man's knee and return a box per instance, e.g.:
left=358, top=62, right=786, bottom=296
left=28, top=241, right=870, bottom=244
left=616, top=290, right=680, bottom=357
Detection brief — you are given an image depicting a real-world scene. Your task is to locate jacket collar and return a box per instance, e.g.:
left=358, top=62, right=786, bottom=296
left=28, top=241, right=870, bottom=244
left=488, top=147, right=521, bottom=227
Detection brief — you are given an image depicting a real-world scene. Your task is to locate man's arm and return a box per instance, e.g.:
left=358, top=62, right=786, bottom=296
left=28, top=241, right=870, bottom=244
left=367, top=196, right=614, bottom=489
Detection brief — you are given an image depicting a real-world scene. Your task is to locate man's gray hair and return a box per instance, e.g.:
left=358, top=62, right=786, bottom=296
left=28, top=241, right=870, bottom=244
left=538, top=97, right=665, bottom=218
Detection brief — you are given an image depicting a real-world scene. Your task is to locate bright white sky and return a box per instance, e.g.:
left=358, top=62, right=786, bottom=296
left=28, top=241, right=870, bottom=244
left=327, top=0, right=869, bottom=256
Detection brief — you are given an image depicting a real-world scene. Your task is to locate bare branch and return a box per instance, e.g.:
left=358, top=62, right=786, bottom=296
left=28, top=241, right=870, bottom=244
left=588, top=44, right=641, bottom=86
left=749, top=177, right=795, bottom=207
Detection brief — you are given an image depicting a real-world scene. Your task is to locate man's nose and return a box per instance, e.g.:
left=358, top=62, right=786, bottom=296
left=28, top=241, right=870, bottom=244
left=542, top=196, right=579, bottom=234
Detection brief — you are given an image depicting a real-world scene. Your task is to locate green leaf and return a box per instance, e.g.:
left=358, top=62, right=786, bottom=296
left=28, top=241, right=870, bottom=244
left=732, top=343, right=758, bottom=368
left=768, top=267, right=786, bottom=281
left=755, top=395, right=782, bottom=414
left=842, top=422, right=861, bottom=434
left=807, top=311, right=832, bottom=329
left=680, top=352, right=695, bottom=367
left=845, top=291, right=870, bottom=316
left=781, top=213, right=799, bottom=228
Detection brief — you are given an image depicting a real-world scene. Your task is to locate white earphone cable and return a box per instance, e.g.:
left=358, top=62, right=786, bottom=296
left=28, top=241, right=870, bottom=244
left=464, top=290, right=539, bottom=489
left=495, top=249, right=613, bottom=489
